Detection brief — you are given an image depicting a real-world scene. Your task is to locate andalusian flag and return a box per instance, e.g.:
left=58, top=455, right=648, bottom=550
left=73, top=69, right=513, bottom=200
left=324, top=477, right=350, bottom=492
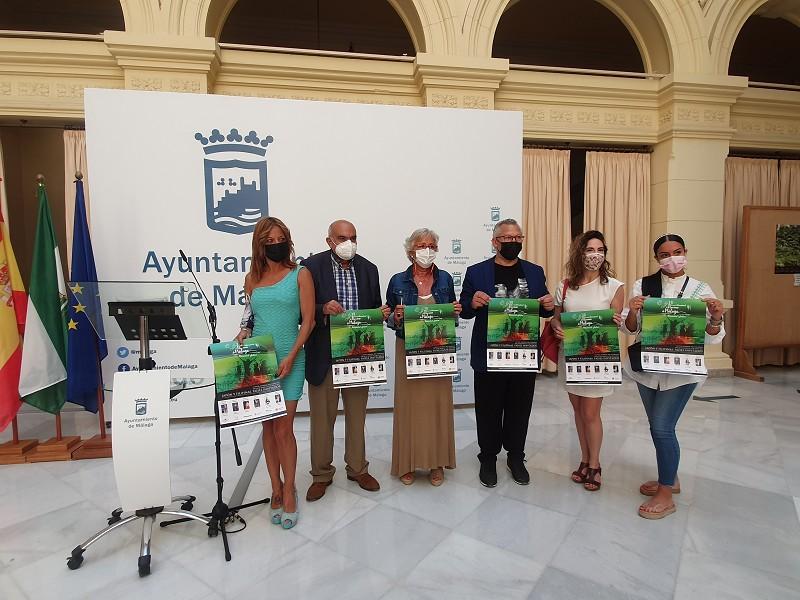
left=18, top=182, right=68, bottom=413
left=0, top=204, right=27, bottom=431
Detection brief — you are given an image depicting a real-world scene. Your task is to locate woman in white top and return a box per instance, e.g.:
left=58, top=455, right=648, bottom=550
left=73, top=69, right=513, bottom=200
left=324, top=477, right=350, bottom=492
left=622, top=234, right=725, bottom=520
left=550, top=231, right=624, bottom=492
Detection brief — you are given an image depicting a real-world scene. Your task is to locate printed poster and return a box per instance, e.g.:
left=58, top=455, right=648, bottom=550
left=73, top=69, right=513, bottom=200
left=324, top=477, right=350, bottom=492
left=561, top=309, right=622, bottom=385
left=403, top=303, right=458, bottom=378
left=209, top=335, right=287, bottom=428
left=330, top=308, right=387, bottom=388
left=486, top=298, right=540, bottom=371
left=641, top=298, right=707, bottom=375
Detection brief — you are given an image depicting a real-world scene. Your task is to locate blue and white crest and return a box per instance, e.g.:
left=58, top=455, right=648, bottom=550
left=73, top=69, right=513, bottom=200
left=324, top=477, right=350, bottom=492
left=490, top=207, right=501, bottom=222
left=196, top=128, right=274, bottom=234
left=451, top=239, right=462, bottom=254
left=452, top=271, right=462, bottom=287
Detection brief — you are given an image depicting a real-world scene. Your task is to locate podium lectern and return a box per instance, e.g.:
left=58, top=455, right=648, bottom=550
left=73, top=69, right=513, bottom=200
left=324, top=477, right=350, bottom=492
left=65, top=281, right=213, bottom=577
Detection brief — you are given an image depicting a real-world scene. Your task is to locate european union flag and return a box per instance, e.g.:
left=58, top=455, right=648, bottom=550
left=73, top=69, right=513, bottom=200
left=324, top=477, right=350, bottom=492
left=66, top=179, right=107, bottom=412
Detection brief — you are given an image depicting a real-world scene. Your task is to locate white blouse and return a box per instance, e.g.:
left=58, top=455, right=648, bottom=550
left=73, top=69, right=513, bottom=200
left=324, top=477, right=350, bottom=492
left=554, top=276, right=624, bottom=312
left=621, top=273, right=725, bottom=391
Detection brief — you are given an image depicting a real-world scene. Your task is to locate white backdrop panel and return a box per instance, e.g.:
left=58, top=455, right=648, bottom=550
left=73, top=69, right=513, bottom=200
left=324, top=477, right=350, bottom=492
left=85, top=88, right=521, bottom=417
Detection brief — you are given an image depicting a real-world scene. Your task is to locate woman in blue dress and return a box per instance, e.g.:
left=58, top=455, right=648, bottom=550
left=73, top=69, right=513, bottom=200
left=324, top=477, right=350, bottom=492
left=236, top=217, right=315, bottom=529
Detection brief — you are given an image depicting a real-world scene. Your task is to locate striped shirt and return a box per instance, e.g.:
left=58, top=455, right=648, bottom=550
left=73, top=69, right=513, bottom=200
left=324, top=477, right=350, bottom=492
left=331, top=254, right=359, bottom=310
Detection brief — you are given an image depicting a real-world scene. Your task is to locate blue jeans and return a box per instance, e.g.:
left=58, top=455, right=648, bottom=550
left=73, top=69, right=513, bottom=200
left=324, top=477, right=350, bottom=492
left=636, top=382, right=697, bottom=487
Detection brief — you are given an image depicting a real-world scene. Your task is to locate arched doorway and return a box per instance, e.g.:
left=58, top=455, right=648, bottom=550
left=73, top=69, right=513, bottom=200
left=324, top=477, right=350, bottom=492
left=219, top=0, right=416, bottom=56
left=729, top=14, right=800, bottom=85
left=492, top=0, right=647, bottom=73
left=0, top=0, right=124, bottom=34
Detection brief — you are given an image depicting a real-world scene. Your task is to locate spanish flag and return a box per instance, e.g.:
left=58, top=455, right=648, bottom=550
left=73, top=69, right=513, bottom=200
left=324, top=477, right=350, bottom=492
left=0, top=203, right=26, bottom=431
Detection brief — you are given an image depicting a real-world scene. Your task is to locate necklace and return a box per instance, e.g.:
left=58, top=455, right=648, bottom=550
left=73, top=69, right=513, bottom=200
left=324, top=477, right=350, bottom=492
left=413, top=265, right=432, bottom=286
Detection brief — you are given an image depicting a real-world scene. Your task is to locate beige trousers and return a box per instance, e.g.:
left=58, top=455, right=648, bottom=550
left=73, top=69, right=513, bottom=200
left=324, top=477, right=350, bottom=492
left=308, top=371, right=369, bottom=483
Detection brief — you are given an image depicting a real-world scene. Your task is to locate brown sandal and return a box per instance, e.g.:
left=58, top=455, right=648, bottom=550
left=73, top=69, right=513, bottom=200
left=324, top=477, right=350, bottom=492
left=583, top=467, right=602, bottom=491
left=639, top=480, right=680, bottom=496
left=571, top=462, right=589, bottom=483
left=400, top=472, right=415, bottom=485
left=429, top=468, right=444, bottom=487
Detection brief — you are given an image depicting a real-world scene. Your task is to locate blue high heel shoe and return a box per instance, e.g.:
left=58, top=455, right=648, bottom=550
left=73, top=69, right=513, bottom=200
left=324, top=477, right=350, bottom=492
left=282, top=491, right=299, bottom=530
left=270, top=495, right=283, bottom=525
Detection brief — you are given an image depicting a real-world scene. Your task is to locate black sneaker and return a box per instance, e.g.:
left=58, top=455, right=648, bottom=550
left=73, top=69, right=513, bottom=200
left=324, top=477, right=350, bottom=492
left=507, top=457, right=530, bottom=485
left=479, top=462, right=497, bottom=488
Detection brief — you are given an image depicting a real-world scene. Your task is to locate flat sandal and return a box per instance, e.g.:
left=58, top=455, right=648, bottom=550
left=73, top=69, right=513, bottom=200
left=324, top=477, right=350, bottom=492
left=400, top=472, right=415, bottom=485
left=638, top=501, right=676, bottom=520
left=429, top=468, right=444, bottom=487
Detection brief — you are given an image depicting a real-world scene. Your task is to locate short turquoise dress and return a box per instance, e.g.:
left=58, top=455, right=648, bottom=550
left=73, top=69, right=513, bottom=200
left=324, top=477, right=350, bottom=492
left=250, top=267, right=306, bottom=401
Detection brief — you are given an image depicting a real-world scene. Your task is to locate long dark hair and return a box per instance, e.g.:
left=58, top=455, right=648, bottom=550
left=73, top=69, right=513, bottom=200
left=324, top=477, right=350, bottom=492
left=248, top=217, right=296, bottom=284
left=565, top=230, right=615, bottom=290
left=652, top=233, right=686, bottom=256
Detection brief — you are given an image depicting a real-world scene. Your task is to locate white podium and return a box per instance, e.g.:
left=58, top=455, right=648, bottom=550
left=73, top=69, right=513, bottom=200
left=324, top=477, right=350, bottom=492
left=66, top=282, right=214, bottom=577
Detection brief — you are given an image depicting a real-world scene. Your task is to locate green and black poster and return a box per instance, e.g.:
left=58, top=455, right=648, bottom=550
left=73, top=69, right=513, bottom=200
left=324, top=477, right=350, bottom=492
left=486, top=298, right=540, bottom=371
left=209, top=335, right=286, bottom=428
left=403, top=303, right=457, bottom=378
left=641, top=298, right=707, bottom=375
left=330, top=308, right=387, bottom=388
left=561, top=309, right=622, bottom=385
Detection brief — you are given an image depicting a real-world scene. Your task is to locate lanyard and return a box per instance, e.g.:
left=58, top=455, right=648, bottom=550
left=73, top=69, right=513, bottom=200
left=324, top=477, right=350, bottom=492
left=676, top=277, right=689, bottom=298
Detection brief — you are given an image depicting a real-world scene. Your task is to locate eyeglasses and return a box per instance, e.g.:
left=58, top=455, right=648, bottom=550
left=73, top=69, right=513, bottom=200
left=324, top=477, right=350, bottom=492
left=414, top=244, right=438, bottom=250
left=495, top=235, right=525, bottom=243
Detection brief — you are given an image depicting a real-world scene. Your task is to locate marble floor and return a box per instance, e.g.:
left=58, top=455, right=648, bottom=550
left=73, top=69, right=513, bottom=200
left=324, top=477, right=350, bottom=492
left=2, top=367, right=800, bottom=599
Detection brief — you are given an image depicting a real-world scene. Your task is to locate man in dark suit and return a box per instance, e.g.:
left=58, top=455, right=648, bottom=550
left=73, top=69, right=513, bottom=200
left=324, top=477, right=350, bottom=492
left=301, top=220, right=388, bottom=502
left=459, top=218, right=554, bottom=488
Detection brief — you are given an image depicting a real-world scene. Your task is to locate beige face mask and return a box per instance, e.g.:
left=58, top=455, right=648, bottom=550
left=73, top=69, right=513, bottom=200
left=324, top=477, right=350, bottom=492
left=583, top=252, right=605, bottom=271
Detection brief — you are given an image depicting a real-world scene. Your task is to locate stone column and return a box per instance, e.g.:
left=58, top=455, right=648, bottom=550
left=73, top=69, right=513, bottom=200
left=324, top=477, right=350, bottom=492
left=105, top=32, right=220, bottom=94
left=651, top=74, right=748, bottom=373
left=414, top=53, right=508, bottom=109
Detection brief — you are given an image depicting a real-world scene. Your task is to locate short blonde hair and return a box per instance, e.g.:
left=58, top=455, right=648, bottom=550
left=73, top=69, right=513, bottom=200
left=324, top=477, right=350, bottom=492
left=403, top=228, right=439, bottom=256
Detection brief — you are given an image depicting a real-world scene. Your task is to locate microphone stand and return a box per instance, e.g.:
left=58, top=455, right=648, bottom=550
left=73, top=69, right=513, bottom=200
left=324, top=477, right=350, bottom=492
left=160, top=250, right=269, bottom=562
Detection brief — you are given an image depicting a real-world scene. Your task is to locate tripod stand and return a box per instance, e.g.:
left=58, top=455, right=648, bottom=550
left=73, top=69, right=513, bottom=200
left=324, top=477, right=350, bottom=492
left=159, top=394, right=269, bottom=560
left=68, top=303, right=211, bottom=577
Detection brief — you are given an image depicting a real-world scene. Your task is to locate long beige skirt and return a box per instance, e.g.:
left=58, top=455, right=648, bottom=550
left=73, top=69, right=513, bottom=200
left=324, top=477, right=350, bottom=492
left=391, top=337, right=457, bottom=476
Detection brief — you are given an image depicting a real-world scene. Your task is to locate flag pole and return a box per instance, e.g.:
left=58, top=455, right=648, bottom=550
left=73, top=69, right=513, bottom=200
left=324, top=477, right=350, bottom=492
left=69, top=172, right=112, bottom=460
left=21, top=174, right=81, bottom=462
left=72, top=341, right=112, bottom=459
left=0, top=416, right=38, bottom=464
left=97, top=388, right=107, bottom=439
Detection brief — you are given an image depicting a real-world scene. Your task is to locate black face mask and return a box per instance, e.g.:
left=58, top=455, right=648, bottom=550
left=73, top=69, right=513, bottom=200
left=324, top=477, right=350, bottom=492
left=498, top=241, right=522, bottom=260
left=264, top=241, right=290, bottom=263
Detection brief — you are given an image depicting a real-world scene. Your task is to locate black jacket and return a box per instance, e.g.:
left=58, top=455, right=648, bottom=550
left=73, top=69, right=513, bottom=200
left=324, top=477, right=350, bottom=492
left=300, top=250, right=383, bottom=386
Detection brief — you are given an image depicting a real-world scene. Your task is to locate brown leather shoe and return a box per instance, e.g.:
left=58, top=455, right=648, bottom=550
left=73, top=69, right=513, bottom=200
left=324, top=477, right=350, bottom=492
left=347, top=472, right=380, bottom=492
left=305, top=480, right=332, bottom=502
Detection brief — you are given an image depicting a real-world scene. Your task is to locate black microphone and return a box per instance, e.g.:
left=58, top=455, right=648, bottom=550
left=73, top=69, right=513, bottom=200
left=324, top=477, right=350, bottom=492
left=179, top=249, right=220, bottom=344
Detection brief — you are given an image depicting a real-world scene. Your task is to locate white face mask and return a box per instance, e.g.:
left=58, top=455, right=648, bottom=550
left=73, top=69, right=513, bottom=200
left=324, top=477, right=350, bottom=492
left=334, top=240, right=357, bottom=261
left=414, top=248, right=436, bottom=268
left=659, top=255, right=687, bottom=274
